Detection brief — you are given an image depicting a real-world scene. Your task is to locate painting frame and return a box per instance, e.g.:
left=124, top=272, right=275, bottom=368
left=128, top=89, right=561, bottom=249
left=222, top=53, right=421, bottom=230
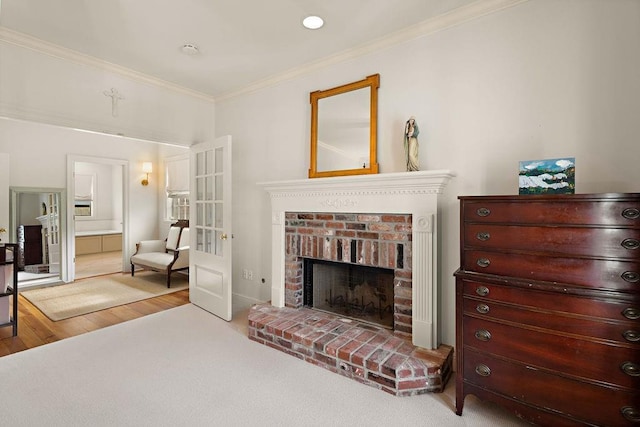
left=519, top=157, right=575, bottom=195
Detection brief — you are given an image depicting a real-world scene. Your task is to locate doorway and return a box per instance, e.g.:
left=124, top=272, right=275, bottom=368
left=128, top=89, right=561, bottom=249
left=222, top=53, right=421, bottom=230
left=9, top=187, right=65, bottom=289
left=68, top=156, right=128, bottom=282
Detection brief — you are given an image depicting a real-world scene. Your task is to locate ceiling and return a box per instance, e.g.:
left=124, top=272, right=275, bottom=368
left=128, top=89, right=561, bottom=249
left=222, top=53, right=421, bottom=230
left=0, top=0, right=477, bottom=99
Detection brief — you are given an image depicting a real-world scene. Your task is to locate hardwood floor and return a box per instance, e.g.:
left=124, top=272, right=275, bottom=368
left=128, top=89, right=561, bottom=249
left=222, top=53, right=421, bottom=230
left=0, top=289, right=190, bottom=357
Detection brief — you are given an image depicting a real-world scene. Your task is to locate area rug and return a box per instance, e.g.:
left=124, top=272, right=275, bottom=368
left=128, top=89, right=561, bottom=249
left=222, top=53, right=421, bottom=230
left=20, top=272, right=188, bottom=321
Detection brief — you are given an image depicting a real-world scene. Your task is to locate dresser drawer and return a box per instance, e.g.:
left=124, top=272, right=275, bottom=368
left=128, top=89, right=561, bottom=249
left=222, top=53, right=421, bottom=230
left=464, top=224, right=640, bottom=260
left=463, top=199, right=640, bottom=226
left=462, top=297, right=640, bottom=345
left=463, top=250, right=640, bottom=292
left=461, top=279, right=640, bottom=324
left=463, top=316, right=640, bottom=389
left=463, top=348, right=640, bottom=427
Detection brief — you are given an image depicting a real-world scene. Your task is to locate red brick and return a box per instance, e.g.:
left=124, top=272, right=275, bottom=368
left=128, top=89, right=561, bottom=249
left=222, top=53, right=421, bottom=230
left=325, top=335, right=351, bottom=357
left=398, top=378, right=428, bottom=390
left=394, top=224, right=412, bottom=233
left=357, top=231, right=379, bottom=240
left=381, top=215, right=408, bottom=223
left=325, top=221, right=345, bottom=229
left=369, top=223, right=392, bottom=231
left=367, top=372, right=396, bottom=389
left=366, top=348, right=390, bottom=371
left=354, top=330, right=376, bottom=343
left=282, top=324, right=305, bottom=340
left=313, top=333, right=338, bottom=352
left=302, top=330, right=327, bottom=347
left=381, top=353, right=408, bottom=377
left=313, top=352, right=335, bottom=367
left=357, top=214, right=381, bottom=222
left=337, top=339, right=364, bottom=361
left=380, top=232, right=409, bottom=241
left=351, top=343, right=376, bottom=367
left=291, top=326, right=317, bottom=344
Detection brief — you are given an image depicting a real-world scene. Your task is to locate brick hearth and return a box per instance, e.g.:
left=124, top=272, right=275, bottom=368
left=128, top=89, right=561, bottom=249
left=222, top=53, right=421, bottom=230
left=248, top=303, right=453, bottom=396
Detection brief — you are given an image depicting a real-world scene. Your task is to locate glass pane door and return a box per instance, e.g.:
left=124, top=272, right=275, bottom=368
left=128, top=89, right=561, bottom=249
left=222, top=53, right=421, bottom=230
left=194, top=148, right=224, bottom=256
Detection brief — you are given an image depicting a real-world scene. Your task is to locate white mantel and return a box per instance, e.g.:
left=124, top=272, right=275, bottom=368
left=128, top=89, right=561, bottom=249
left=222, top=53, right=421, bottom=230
left=260, top=170, right=455, bottom=349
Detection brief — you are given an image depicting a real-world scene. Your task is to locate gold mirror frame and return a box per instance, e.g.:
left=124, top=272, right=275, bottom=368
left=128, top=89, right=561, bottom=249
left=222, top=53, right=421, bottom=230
left=309, top=74, right=380, bottom=178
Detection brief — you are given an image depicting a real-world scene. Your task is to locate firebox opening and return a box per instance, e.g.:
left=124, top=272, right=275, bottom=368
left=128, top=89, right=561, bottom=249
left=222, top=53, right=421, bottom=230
left=303, top=258, right=395, bottom=329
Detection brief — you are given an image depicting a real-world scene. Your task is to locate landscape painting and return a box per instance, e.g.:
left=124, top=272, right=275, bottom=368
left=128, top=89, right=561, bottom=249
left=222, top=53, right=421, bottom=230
left=519, top=157, right=575, bottom=195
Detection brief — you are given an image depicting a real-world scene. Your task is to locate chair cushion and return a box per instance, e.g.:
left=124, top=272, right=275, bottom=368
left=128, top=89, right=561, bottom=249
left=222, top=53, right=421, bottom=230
left=131, top=252, right=175, bottom=271
left=166, top=226, right=181, bottom=250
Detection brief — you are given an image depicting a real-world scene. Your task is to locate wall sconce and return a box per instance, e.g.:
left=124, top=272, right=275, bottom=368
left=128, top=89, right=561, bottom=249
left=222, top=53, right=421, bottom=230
left=141, top=162, right=153, bottom=186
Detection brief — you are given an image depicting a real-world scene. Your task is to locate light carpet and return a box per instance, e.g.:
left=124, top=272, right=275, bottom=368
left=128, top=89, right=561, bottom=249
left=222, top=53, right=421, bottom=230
left=20, top=272, right=188, bottom=321
left=0, top=304, right=528, bottom=426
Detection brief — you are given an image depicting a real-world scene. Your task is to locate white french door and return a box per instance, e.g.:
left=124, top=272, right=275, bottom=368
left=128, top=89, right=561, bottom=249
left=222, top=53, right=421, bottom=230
left=189, top=136, right=233, bottom=321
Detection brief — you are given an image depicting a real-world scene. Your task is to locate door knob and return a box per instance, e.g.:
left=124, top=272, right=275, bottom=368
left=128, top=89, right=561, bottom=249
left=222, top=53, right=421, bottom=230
left=220, top=233, right=228, bottom=240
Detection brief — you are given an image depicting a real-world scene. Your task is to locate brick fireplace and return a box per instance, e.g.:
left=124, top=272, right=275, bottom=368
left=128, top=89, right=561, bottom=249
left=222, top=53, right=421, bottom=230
left=254, top=171, right=455, bottom=395
left=284, top=212, right=413, bottom=335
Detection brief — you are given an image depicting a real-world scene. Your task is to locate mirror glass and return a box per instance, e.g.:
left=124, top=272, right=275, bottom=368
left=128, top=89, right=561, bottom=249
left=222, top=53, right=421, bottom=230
left=309, top=74, right=379, bottom=178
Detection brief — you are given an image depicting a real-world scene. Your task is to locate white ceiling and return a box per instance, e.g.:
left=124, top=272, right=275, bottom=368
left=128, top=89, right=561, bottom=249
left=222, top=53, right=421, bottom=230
left=0, top=0, right=478, bottom=99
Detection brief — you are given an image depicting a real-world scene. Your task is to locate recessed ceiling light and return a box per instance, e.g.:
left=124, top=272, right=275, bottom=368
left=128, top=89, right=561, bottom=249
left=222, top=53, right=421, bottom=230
left=303, top=15, right=324, bottom=30
left=181, top=44, right=199, bottom=55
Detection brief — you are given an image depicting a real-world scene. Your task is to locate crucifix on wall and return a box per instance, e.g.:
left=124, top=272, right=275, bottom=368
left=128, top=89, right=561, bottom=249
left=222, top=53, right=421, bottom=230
left=103, top=87, right=124, bottom=117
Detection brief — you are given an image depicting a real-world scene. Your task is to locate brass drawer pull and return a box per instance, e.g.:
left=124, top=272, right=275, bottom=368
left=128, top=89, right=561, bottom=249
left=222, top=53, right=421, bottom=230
left=621, top=406, right=640, bottom=423
left=476, top=304, right=490, bottom=314
left=622, top=208, right=640, bottom=220
left=476, top=286, right=489, bottom=297
left=622, top=271, right=640, bottom=283
left=621, top=238, right=640, bottom=250
left=475, top=364, right=491, bottom=377
left=623, top=308, right=640, bottom=320
left=621, top=362, right=640, bottom=377
left=477, top=258, right=491, bottom=268
left=476, top=232, right=490, bottom=241
left=476, top=207, right=491, bottom=217
left=623, top=330, right=640, bottom=342
left=475, top=329, right=492, bottom=341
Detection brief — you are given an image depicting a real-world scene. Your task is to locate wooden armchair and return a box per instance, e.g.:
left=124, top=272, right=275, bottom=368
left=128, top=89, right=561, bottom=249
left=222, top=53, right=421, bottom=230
left=130, top=220, right=189, bottom=288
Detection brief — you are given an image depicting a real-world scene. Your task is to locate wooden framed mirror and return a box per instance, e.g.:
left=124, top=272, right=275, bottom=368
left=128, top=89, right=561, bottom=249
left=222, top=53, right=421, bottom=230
left=309, top=74, right=379, bottom=178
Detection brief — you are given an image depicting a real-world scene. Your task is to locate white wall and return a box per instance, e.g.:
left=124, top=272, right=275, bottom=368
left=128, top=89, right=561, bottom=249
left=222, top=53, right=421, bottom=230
left=215, top=0, right=640, bottom=345
left=0, top=33, right=215, bottom=146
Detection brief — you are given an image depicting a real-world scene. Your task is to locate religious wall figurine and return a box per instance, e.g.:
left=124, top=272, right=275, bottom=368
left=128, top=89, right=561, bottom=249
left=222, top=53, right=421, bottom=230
left=404, top=116, right=419, bottom=171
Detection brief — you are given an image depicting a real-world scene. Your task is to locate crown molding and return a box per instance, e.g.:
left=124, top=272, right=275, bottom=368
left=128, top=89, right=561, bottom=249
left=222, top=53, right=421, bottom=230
left=0, top=0, right=528, bottom=103
left=216, top=0, right=529, bottom=101
left=0, top=27, right=216, bottom=103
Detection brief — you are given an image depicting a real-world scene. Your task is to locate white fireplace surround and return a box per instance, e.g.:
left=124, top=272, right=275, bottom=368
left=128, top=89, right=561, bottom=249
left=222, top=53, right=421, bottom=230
left=260, top=170, right=455, bottom=349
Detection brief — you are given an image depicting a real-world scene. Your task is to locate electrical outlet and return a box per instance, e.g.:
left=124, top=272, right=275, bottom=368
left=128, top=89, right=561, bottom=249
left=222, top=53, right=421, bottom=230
left=247, top=270, right=254, bottom=280
left=242, top=269, right=248, bottom=279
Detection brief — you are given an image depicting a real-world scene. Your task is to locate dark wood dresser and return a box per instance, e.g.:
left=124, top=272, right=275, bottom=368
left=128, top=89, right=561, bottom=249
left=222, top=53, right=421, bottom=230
left=454, top=193, right=640, bottom=426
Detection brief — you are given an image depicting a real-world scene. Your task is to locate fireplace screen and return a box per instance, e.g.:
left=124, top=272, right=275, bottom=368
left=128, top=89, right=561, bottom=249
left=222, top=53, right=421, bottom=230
left=304, top=259, right=394, bottom=328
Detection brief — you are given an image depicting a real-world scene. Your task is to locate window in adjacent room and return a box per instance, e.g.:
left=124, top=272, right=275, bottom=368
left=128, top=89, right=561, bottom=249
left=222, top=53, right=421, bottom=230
left=74, top=173, right=95, bottom=217
left=165, top=156, right=190, bottom=221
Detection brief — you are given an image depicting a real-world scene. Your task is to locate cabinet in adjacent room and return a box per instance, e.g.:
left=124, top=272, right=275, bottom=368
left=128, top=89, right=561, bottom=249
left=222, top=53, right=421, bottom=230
left=17, top=224, right=43, bottom=269
left=454, top=193, right=639, bottom=426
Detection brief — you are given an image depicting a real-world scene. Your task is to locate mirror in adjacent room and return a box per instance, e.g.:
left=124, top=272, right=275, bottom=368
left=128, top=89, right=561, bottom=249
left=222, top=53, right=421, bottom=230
left=309, top=74, right=379, bottom=178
